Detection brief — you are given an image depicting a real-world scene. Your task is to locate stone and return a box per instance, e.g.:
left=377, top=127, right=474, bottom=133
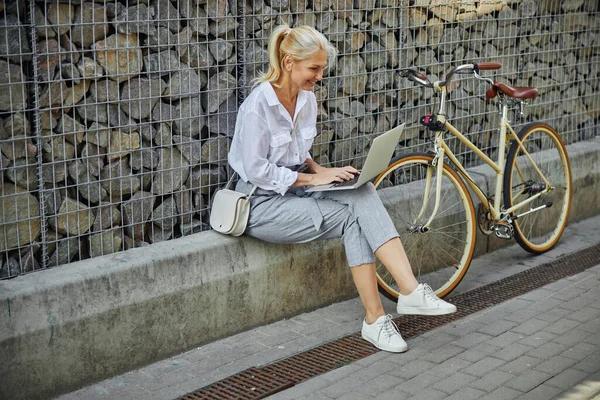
left=49, top=197, right=95, bottom=236
left=165, top=67, right=207, bottom=99
left=4, top=113, right=30, bottom=137
left=5, top=159, right=37, bottom=190
left=186, top=166, right=225, bottom=194
left=59, top=34, right=80, bottom=64
left=115, top=4, right=156, bottom=36
left=144, top=27, right=176, bottom=52
left=46, top=3, right=74, bottom=36
left=89, top=231, right=122, bottom=257
left=0, top=184, right=41, bottom=251
left=21, top=247, right=40, bottom=273
left=71, top=3, right=108, bottom=47
left=0, top=15, right=31, bottom=63
left=0, top=60, right=27, bottom=111
left=180, top=219, right=208, bottom=235
left=35, top=6, right=55, bottom=39
left=0, top=258, right=21, bottom=278
left=173, top=97, right=206, bottom=137
left=477, top=0, right=505, bottom=17
left=1, top=135, right=36, bottom=160
left=90, top=79, right=118, bottom=102
left=44, top=187, right=65, bottom=215
left=438, top=27, right=466, bottom=54
left=93, top=33, right=143, bottom=83
left=185, top=4, right=210, bottom=35
left=174, top=185, right=194, bottom=224
left=154, top=123, right=173, bottom=146
left=47, top=237, right=78, bottom=267
left=151, top=196, right=178, bottom=228
left=61, top=62, right=82, bottom=85
left=201, top=135, right=230, bottom=164
left=327, top=112, right=358, bottom=139
left=562, top=0, right=584, bottom=12
left=151, top=0, right=180, bottom=33
left=173, top=135, right=202, bottom=164
left=144, top=50, right=181, bottom=78
left=107, top=130, right=141, bottom=161
left=69, top=160, right=108, bottom=204
left=209, top=16, right=238, bottom=38
left=39, top=81, right=70, bottom=108
left=80, top=143, right=105, bottom=177
left=152, top=147, right=190, bottom=195
left=181, top=42, right=216, bottom=69
left=42, top=137, right=75, bottom=161
left=122, top=191, right=155, bottom=240
left=120, top=78, right=166, bottom=120
left=151, top=101, right=175, bottom=123
left=38, top=39, right=67, bottom=82
left=337, top=55, right=367, bottom=96
left=209, top=38, right=234, bottom=63
left=207, top=93, right=237, bottom=137
left=367, top=68, right=393, bottom=91
left=77, top=57, right=104, bottom=80
left=148, top=223, right=173, bottom=243
left=84, top=122, right=110, bottom=148
left=205, top=72, right=236, bottom=114
left=64, top=80, right=91, bottom=109
left=92, top=204, right=121, bottom=231
left=138, top=124, right=157, bottom=142
left=100, top=159, right=142, bottom=198
left=131, top=148, right=159, bottom=171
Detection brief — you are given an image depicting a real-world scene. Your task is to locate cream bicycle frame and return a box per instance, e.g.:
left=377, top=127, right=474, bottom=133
left=419, top=86, right=553, bottom=230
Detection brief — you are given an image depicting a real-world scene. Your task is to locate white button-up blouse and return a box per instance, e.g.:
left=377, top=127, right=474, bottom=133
left=228, top=82, right=318, bottom=195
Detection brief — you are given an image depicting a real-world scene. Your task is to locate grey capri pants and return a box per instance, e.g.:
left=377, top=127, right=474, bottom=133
left=235, top=178, right=399, bottom=267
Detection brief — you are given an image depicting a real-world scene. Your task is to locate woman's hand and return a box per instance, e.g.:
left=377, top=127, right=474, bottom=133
left=296, top=165, right=359, bottom=187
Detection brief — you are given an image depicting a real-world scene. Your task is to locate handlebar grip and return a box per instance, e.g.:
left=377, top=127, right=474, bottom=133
left=476, top=62, right=502, bottom=70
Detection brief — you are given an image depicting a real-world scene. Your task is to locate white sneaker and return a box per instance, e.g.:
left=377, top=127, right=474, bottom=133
left=361, top=314, right=408, bottom=353
left=396, top=283, right=457, bottom=316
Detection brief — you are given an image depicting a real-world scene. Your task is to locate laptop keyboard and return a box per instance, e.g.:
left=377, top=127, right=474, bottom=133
left=331, top=177, right=358, bottom=188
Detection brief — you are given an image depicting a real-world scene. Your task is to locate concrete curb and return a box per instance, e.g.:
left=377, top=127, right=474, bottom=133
left=1, top=137, right=598, bottom=400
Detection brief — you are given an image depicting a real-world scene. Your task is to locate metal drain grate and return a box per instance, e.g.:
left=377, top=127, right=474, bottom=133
left=177, top=243, right=600, bottom=400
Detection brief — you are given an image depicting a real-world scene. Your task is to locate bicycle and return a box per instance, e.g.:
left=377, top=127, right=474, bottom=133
left=374, top=62, right=572, bottom=300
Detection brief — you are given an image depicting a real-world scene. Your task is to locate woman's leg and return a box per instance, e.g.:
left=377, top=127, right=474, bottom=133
left=350, top=262, right=385, bottom=324
left=374, top=237, right=419, bottom=296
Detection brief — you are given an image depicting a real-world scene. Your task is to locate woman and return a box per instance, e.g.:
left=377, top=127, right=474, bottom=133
left=228, top=24, right=456, bottom=353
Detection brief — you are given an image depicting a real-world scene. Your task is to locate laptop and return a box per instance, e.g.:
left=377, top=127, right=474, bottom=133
left=306, top=123, right=405, bottom=192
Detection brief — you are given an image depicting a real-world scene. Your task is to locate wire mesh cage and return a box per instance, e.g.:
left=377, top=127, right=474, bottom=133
left=0, top=0, right=598, bottom=278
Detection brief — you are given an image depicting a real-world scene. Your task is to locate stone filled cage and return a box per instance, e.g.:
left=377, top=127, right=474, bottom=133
left=0, top=0, right=598, bottom=278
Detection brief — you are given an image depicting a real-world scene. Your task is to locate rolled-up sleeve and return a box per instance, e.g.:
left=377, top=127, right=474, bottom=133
left=240, top=111, right=298, bottom=195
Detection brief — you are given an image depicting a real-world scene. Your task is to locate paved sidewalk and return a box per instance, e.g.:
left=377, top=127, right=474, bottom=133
left=58, top=215, right=600, bottom=400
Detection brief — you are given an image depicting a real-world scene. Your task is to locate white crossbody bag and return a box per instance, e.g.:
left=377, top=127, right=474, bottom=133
left=209, top=172, right=257, bottom=236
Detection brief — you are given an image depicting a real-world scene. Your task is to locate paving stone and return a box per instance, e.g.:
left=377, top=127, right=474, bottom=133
left=442, top=386, right=486, bottom=400
left=469, top=370, right=515, bottom=393
left=551, top=287, right=588, bottom=301
left=476, top=319, right=519, bottom=336
left=499, top=355, right=543, bottom=374
left=421, top=344, right=466, bottom=363
left=553, top=329, right=594, bottom=348
left=356, top=373, right=405, bottom=396
left=517, top=331, right=557, bottom=348
left=505, top=369, right=553, bottom=392
left=485, top=331, right=525, bottom=348
left=426, top=356, right=473, bottom=379
left=461, top=357, right=506, bottom=377
left=442, top=320, right=486, bottom=337
left=534, top=355, right=579, bottom=375
left=572, top=351, right=600, bottom=373
left=559, top=295, right=597, bottom=311
left=431, top=371, right=478, bottom=394
left=517, top=288, right=556, bottom=301
left=545, top=318, right=581, bottom=335
left=579, top=318, right=600, bottom=334
left=452, top=332, right=494, bottom=348
left=275, top=376, right=334, bottom=399
left=504, top=308, right=542, bottom=323
left=393, top=373, right=438, bottom=395
left=544, top=368, right=589, bottom=389
left=526, top=342, right=569, bottom=360
left=516, top=384, right=562, bottom=400
left=389, top=359, right=438, bottom=380
left=528, top=297, right=566, bottom=312
left=402, top=388, right=446, bottom=400
left=565, top=307, right=600, bottom=322
left=534, top=308, right=573, bottom=324
left=480, top=386, right=523, bottom=400
left=560, top=342, right=598, bottom=361
left=494, top=343, right=534, bottom=362
left=510, top=319, right=551, bottom=335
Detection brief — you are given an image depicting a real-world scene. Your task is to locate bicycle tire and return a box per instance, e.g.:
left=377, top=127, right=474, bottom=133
left=503, top=122, right=572, bottom=254
left=373, top=153, right=477, bottom=299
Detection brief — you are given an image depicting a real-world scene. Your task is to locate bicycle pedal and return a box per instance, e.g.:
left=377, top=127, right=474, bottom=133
left=491, top=222, right=514, bottom=240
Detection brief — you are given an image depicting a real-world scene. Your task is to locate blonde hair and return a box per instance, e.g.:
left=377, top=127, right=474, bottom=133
left=254, top=24, right=337, bottom=87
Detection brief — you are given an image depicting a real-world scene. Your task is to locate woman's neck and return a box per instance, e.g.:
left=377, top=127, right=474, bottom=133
left=273, top=75, right=299, bottom=105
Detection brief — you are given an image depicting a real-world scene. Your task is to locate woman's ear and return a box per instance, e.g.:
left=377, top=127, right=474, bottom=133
left=283, top=54, right=294, bottom=72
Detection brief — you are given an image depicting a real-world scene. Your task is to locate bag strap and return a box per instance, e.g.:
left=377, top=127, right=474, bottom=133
left=224, top=171, right=258, bottom=198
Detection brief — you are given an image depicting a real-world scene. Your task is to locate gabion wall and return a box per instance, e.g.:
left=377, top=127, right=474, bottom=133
left=0, top=0, right=598, bottom=278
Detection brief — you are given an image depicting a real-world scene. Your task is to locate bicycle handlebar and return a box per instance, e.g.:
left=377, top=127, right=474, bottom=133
left=402, top=62, right=502, bottom=89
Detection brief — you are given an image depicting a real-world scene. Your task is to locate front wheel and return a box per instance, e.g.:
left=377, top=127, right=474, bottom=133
left=503, top=122, right=572, bottom=254
left=373, top=153, right=477, bottom=299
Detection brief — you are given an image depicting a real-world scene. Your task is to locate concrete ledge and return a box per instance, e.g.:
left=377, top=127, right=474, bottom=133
left=1, top=137, right=599, bottom=400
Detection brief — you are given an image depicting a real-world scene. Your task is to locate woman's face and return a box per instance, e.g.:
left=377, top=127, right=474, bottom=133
left=288, top=50, right=328, bottom=91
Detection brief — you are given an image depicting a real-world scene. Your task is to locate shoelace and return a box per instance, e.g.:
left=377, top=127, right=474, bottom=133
left=421, top=283, right=442, bottom=304
left=378, top=314, right=401, bottom=339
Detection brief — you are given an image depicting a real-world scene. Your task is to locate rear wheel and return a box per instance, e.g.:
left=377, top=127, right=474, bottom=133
left=503, top=122, right=572, bottom=254
left=373, top=153, right=477, bottom=299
